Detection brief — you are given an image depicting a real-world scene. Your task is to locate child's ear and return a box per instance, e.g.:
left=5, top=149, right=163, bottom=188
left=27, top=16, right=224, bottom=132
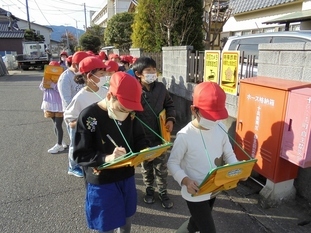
left=190, top=105, right=197, bottom=114
left=134, top=71, right=142, bottom=79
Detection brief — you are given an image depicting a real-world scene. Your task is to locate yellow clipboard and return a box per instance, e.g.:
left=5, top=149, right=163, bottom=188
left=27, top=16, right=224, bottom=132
left=97, top=142, right=173, bottom=170
left=43, top=65, right=64, bottom=88
left=193, top=159, right=257, bottom=196
left=159, top=109, right=171, bottom=143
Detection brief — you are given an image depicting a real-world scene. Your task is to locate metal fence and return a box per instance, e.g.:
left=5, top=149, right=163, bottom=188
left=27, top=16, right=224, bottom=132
left=187, top=50, right=205, bottom=83
left=141, top=52, right=163, bottom=73
left=187, top=50, right=257, bottom=83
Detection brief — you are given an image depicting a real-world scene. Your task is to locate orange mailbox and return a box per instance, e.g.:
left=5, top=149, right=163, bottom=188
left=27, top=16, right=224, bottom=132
left=235, top=76, right=311, bottom=183
left=281, top=88, right=311, bottom=168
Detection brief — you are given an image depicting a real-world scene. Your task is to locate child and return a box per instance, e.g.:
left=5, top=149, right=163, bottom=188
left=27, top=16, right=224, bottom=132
left=132, top=57, right=176, bottom=209
left=103, top=60, right=119, bottom=87
left=58, top=51, right=89, bottom=178
left=59, top=51, right=68, bottom=70
left=73, top=72, right=149, bottom=233
left=167, top=82, right=239, bottom=233
left=39, top=61, right=66, bottom=153
left=64, top=56, right=108, bottom=130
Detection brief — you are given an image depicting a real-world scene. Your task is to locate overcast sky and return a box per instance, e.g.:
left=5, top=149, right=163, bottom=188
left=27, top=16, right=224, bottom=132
left=1, top=0, right=105, bottom=29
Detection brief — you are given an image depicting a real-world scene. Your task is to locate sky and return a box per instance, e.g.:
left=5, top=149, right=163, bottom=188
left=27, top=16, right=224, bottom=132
left=1, top=0, right=105, bottom=29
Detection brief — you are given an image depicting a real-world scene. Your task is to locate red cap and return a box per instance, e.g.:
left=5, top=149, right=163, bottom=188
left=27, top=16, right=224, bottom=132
left=49, top=61, right=60, bottom=66
left=193, top=82, right=228, bottom=121
left=66, top=55, right=73, bottom=63
left=60, top=51, right=68, bottom=57
left=109, top=72, right=143, bottom=111
left=86, top=50, right=95, bottom=56
left=72, top=51, right=89, bottom=64
left=99, top=51, right=107, bottom=60
left=120, top=55, right=132, bottom=64
left=109, top=53, right=119, bottom=60
left=79, top=56, right=106, bottom=73
left=105, top=60, right=119, bottom=72
left=131, top=57, right=138, bottom=64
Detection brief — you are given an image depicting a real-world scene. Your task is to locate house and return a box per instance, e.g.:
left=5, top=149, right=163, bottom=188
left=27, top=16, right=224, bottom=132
left=128, top=0, right=138, bottom=13
left=0, top=8, right=24, bottom=56
left=0, top=7, right=53, bottom=56
left=222, top=0, right=311, bottom=37
left=90, top=0, right=132, bottom=28
left=17, top=19, right=53, bottom=47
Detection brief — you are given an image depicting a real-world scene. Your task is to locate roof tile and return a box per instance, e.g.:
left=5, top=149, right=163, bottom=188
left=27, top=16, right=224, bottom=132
left=0, top=22, right=24, bottom=39
left=231, top=0, right=299, bottom=14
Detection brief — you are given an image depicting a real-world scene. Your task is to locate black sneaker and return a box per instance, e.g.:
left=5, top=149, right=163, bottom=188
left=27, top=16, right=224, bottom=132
left=159, top=190, right=173, bottom=209
left=144, top=187, right=155, bottom=204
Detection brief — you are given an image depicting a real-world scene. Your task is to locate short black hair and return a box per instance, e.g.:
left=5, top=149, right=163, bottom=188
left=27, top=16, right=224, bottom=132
left=132, top=56, right=156, bottom=78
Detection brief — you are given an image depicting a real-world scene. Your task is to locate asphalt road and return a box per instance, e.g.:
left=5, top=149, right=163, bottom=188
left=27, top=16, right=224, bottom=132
left=0, top=71, right=277, bottom=233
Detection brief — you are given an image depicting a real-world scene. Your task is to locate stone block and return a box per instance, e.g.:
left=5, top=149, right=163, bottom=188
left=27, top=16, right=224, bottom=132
left=258, top=51, right=279, bottom=64
left=258, top=64, right=303, bottom=81
left=302, top=67, right=311, bottom=82
left=279, top=51, right=306, bottom=66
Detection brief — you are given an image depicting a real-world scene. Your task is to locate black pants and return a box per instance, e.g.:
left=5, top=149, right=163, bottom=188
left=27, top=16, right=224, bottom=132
left=186, top=198, right=216, bottom=233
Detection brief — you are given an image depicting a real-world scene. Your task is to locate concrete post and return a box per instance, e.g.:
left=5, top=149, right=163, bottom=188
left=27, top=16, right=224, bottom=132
left=129, top=48, right=143, bottom=58
left=162, top=46, right=194, bottom=101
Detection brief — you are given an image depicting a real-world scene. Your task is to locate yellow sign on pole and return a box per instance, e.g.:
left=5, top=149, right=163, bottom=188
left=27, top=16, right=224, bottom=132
left=204, top=50, right=220, bottom=83
left=220, top=51, right=240, bottom=95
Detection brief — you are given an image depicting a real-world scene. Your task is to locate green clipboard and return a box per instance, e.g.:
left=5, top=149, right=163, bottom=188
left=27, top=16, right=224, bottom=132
left=97, top=142, right=173, bottom=170
left=193, top=159, right=257, bottom=197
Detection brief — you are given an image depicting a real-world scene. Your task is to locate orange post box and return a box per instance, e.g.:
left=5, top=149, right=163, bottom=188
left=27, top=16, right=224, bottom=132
left=281, top=88, right=311, bottom=168
left=235, top=76, right=311, bottom=183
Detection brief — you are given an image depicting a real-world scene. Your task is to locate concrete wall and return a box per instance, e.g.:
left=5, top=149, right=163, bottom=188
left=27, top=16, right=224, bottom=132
left=257, top=43, right=311, bottom=82
left=130, top=45, right=311, bottom=203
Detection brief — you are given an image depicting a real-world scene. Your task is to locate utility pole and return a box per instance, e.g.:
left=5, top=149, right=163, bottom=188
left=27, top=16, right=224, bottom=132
left=84, top=3, right=87, bottom=30
left=64, top=24, right=70, bottom=52
left=75, top=20, right=80, bottom=46
left=25, top=0, right=31, bottom=29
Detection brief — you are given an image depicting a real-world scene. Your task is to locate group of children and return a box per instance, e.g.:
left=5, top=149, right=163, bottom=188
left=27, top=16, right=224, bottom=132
left=39, top=50, right=240, bottom=233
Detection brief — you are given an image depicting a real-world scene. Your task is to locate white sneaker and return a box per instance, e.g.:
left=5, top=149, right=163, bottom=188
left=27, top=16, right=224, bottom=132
left=48, top=144, right=64, bottom=154
left=62, top=142, right=68, bottom=149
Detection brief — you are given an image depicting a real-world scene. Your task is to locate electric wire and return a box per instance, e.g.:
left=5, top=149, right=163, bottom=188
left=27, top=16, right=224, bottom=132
left=33, top=0, right=52, bottom=26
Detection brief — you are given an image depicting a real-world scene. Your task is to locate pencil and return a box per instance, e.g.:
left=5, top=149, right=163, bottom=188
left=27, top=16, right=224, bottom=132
left=106, top=134, right=118, bottom=147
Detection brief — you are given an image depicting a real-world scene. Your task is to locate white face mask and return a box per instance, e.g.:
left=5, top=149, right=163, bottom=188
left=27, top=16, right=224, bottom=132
left=93, top=74, right=106, bottom=88
left=105, top=76, right=111, bottom=85
left=106, top=98, right=129, bottom=121
left=198, top=115, right=218, bottom=129
left=144, top=73, right=157, bottom=84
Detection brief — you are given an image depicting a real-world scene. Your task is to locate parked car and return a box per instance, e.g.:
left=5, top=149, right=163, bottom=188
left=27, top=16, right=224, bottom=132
left=222, top=30, right=311, bottom=78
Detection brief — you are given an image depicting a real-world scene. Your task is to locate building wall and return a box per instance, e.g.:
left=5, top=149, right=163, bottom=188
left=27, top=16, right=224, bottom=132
left=223, top=1, right=309, bottom=35
left=17, top=21, right=52, bottom=46
left=91, top=0, right=131, bottom=28
left=0, top=38, right=23, bottom=55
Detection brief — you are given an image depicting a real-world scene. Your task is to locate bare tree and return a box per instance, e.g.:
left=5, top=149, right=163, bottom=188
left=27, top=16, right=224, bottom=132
left=203, top=0, right=232, bottom=49
left=157, top=0, right=184, bottom=46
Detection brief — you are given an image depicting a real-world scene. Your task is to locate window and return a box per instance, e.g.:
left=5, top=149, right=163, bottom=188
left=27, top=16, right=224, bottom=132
left=228, top=39, right=239, bottom=50
left=238, top=37, right=272, bottom=45
left=263, top=28, right=275, bottom=33
left=30, top=45, right=42, bottom=49
left=238, top=44, right=259, bottom=58
left=272, top=37, right=307, bottom=43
